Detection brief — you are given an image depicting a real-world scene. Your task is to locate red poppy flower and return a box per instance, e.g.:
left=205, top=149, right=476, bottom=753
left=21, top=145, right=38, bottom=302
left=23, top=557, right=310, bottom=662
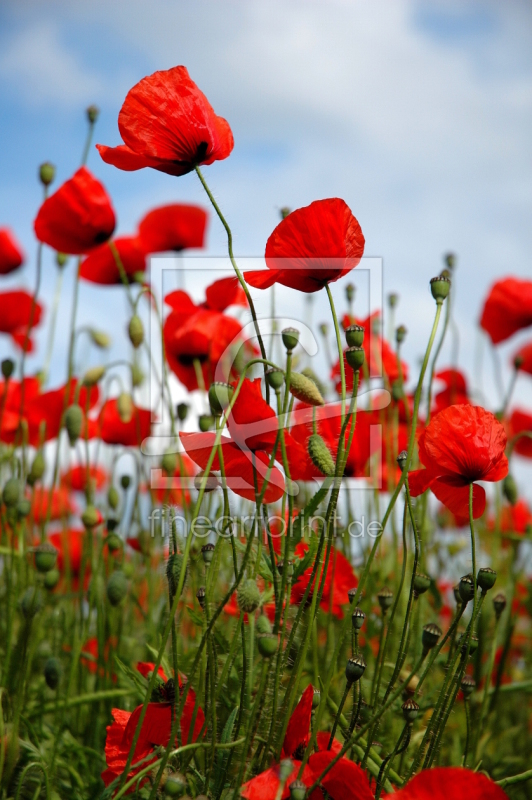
left=22, top=380, right=98, bottom=447
left=61, top=465, right=108, bottom=493
left=151, top=453, right=194, bottom=507
left=0, top=289, right=43, bottom=352
left=244, top=199, right=364, bottom=293
left=308, top=750, right=374, bottom=800
left=137, top=204, right=208, bottom=253
left=291, top=541, right=356, bottom=619
left=79, top=236, right=145, bottom=285
left=384, top=767, right=508, bottom=800
left=163, top=288, right=244, bottom=391
left=507, top=408, right=532, bottom=458
left=80, top=636, right=117, bottom=676
left=480, top=277, right=532, bottom=344
left=97, top=66, right=233, bottom=177
left=34, top=167, right=116, bottom=255
left=95, top=398, right=152, bottom=447
left=49, top=528, right=85, bottom=578
left=136, top=661, right=167, bottom=682
left=0, top=377, right=41, bottom=443
left=488, top=499, right=532, bottom=538
left=31, top=486, right=78, bottom=525
left=0, top=228, right=24, bottom=275
left=409, top=405, right=508, bottom=520
left=240, top=762, right=316, bottom=800
left=513, top=340, right=532, bottom=375
left=433, top=368, right=470, bottom=412
left=204, top=276, right=247, bottom=312
left=282, top=684, right=314, bottom=759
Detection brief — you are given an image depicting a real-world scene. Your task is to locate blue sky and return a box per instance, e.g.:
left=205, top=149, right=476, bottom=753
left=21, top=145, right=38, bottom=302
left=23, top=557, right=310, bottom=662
left=1, top=0, right=532, bottom=467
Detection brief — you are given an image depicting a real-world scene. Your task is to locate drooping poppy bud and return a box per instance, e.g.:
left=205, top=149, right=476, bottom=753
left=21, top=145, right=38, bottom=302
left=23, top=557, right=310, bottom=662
left=237, top=578, right=261, bottom=613
left=44, top=657, right=63, bottom=690
left=128, top=315, right=144, bottom=348
left=82, top=365, right=106, bottom=387
left=167, top=552, right=186, bottom=598
left=107, top=571, right=128, bottom=606
left=258, top=633, right=278, bottom=658
left=39, top=162, right=56, bottom=187
left=3, top=478, right=21, bottom=508
left=289, top=372, right=325, bottom=406
left=117, top=392, right=134, bottom=423
left=307, top=433, right=335, bottom=477
left=65, top=404, right=83, bottom=446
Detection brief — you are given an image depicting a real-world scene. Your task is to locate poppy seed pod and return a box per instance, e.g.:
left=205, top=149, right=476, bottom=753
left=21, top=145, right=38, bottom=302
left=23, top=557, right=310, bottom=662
left=161, top=449, right=178, bottom=475
left=413, top=573, right=431, bottom=597
left=64, top=404, right=83, bottom=446
left=282, top=327, right=300, bottom=352
left=280, top=207, right=291, bottom=220
left=256, top=614, right=273, bottom=635
left=107, top=571, right=128, bottom=606
left=196, top=586, right=206, bottom=609
left=258, top=633, right=278, bottom=658
left=308, top=433, right=336, bottom=477
left=430, top=275, right=451, bottom=303
left=39, top=162, right=56, bottom=187
left=402, top=698, right=420, bottom=722
left=345, top=346, right=365, bottom=372
left=289, top=372, right=325, bottom=406
left=44, top=657, right=63, bottom=690
left=106, top=533, right=122, bottom=553
left=237, top=578, right=261, bottom=614
left=82, top=505, right=101, bottom=529
left=347, top=587, right=358, bottom=604
left=82, top=365, right=106, bottom=386
left=422, top=622, right=442, bottom=651
left=477, top=567, right=496, bottom=593
left=444, top=252, right=456, bottom=270
left=502, top=474, right=518, bottom=506
left=166, top=552, right=186, bottom=598
left=87, top=104, right=99, bottom=124
left=397, top=450, right=408, bottom=471
left=345, top=654, right=366, bottom=683
left=27, top=451, right=45, bottom=486
left=377, top=587, right=394, bottom=613
left=20, top=586, right=43, bottom=618
left=289, top=779, right=307, bottom=800
left=345, top=283, right=355, bottom=303
left=117, top=392, right=134, bottom=423
left=345, top=325, right=364, bottom=347
left=265, top=368, right=285, bottom=391
left=388, top=292, right=399, bottom=308
left=34, top=543, right=58, bottom=573
left=198, top=414, right=214, bottom=432
left=208, top=381, right=234, bottom=415
left=352, top=606, right=365, bottom=630
left=201, top=543, right=215, bottom=564
left=164, top=772, right=187, bottom=797
left=460, top=634, right=479, bottom=656
left=1, top=358, right=15, bottom=379
left=493, top=592, right=507, bottom=618
left=459, top=574, right=476, bottom=604
left=128, top=315, right=144, bottom=348
left=177, top=402, right=189, bottom=421
left=44, top=568, right=60, bottom=590
left=396, top=325, right=407, bottom=344
left=2, top=478, right=21, bottom=508
left=461, top=675, right=476, bottom=698
left=194, top=471, right=220, bottom=493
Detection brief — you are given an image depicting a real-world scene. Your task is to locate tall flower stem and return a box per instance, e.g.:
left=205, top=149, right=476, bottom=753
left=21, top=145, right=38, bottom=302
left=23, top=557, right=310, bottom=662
left=326, top=284, right=346, bottom=420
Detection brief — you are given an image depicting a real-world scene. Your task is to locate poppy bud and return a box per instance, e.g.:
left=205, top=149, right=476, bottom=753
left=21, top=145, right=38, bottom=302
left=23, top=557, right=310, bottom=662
left=493, top=592, right=506, bottom=618
left=422, top=622, right=442, bottom=651
left=194, top=471, right=219, bottom=493
left=177, top=402, right=189, bottom=421
left=402, top=698, right=420, bottom=722
left=107, top=570, right=128, bottom=606
left=166, top=552, right=186, bottom=598
left=56, top=252, right=68, bottom=268
left=82, top=365, right=106, bottom=386
left=345, top=655, right=366, bottom=683
left=44, top=568, right=60, bottom=590
left=117, top=392, right=133, bottom=423
left=120, top=475, right=131, bottom=491
left=391, top=381, right=404, bottom=402
left=388, top=292, right=399, bottom=309
left=128, top=315, right=144, bottom=348
left=34, top=543, right=58, bottom=573
left=377, top=587, right=393, bottom=613
left=396, top=325, right=407, bottom=344
left=289, top=372, right=325, bottom=406
left=1, top=358, right=15, bottom=379
left=345, top=325, right=364, bottom=347
left=106, top=533, right=122, bottom=553
left=444, top=252, right=456, bottom=270
left=319, top=322, right=328, bottom=337
left=502, top=474, right=518, bottom=506
left=289, top=779, right=307, bottom=800
left=27, top=451, right=45, bottom=486
left=108, top=485, right=119, bottom=509
left=430, top=275, right=451, bottom=303
left=461, top=675, right=475, bottom=698
left=459, top=574, right=475, bottom=604
left=88, top=328, right=111, bottom=349
left=237, top=578, right=261, bottom=613
left=164, top=772, right=187, bottom=797
left=477, top=567, right=496, bottom=593
left=39, top=162, right=55, bottom=187
left=44, top=657, right=63, bottom=690
left=279, top=758, right=294, bottom=783
left=307, top=433, right=335, bottom=477
left=397, top=450, right=408, bottom=471
left=301, top=367, right=327, bottom=398
left=2, top=478, right=21, bottom=508
left=459, top=634, right=478, bottom=656
left=82, top=504, right=102, bottom=529
left=199, top=414, right=214, bottom=432
left=16, top=498, right=31, bottom=519
left=208, top=381, right=234, bottom=415
left=258, top=633, right=278, bottom=658
left=266, top=368, right=285, bottom=391
left=345, top=283, right=355, bottom=304
left=87, top=104, right=99, bottom=124
left=161, top=450, right=178, bottom=475
left=20, top=586, right=43, bottom=618
left=413, top=573, right=431, bottom=597
left=279, top=207, right=291, bottom=220
left=312, top=688, right=321, bottom=709
left=65, top=404, right=83, bottom=445
left=345, top=346, right=365, bottom=372
left=352, top=606, right=365, bottom=630
left=201, top=543, right=215, bottom=564
left=196, top=586, right=206, bottom=609
left=256, top=614, right=273, bottom=635
left=282, top=327, right=300, bottom=352
left=131, top=363, right=144, bottom=387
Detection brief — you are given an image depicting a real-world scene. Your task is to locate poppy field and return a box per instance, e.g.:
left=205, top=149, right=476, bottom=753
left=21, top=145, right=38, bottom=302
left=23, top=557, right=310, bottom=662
left=1, top=63, right=532, bottom=800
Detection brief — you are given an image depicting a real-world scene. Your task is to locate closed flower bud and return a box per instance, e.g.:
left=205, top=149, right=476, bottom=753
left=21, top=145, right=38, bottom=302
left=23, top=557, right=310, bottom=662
left=312, top=688, right=321, bottom=709
left=289, top=372, right=325, bottom=406
left=430, top=275, right=451, bottom=303
left=377, top=587, right=393, bottom=613
left=120, top=475, right=131, bottom=491
left=131, top=363, right=144, bottom=387
left=177, top=402, right=189, bottom=421
left=345, top=346, right=365, bottom=371
left=64, top=404, right=83, bottom=445
left=201, top=543, right=215, bottom=564
left=166, top=552, right=186, bottom=598
left=352, top=607, right=365, bottom=630
left=82, top=504, right=101, bottom=529
left=459, top=574, right=475, bottom=604
left=199, top=414, right=214, bottom=432
left=44, top=568, right=60, bottom=590
left=1, top=358, right=15, bottom=379
left=44, top=657, right=62, bottom=690
left=258, top=633, right=278, bottom=657
left=89, top=329, right=111, bottom=349
left=301, top=368, right=327, bottom=399
left=493, top=592, right=507, bottom=618
left=413, top=573, right=431, bottom=597
left=128, top=315, right=144, bottom=348
left=34, top=543, right=58, bottom=573
left=319, top=322, right=329, bottom=337
left=107, top=571, right=128, bottom=606
left=282, top=327, right=300, bottom=352
left=17, top=498, right=31, bottom=519
left=461, top=675, right=476, bottom=698
left=56, top=252, right=68, bottom=268
left=20, top=586, right=43, bottom=618
left=388, top=292, right=399, bottom=308
left=27, top=451, right=46, bottom=486
left=82, top=365, right=106, bottom=386
left=237, top=578, right=261, bottom=613
left=308, top=433, right=335, bottom=477
left=346, top=283, right=355, bottom=304
left=345, top=655, right=366, bottom=683
left=108, top=485, right=119, bottom=509
left=345, top=325, right=364, bottom=347
left=164, top=772, right=187, bottom=797
left=289, top=779, right=307, bottom=800
left=106, top=533, right=122, bottom=553
left=477, top=567, right=496, bottom=593
left=196, top=586, right=206, bottom=609
left=402, top=698, right=420, bottom=722
left=39, top=161, right=55, bottom=186
left=161, top=450, right=178, bottom=475
left=279, top=758, right=294, bottom=783
left=256, top=614, right=273, bottom=635
left=117, top=392, right=133, bottom=423
left=265, top=368, right=285, bottom=391
left=397, top=450, right=408, bottom=471
left=2, top=477, right=20, bottom=508
left=444, top=252, right=456, bottom=270
left=502, top=474, right=518, bottom=506
left=208, top=381, right=234, bottom=415
left=87, top=104, right=99, bottom=123
left=422, top=622, right=442, bottom=651
left=194, top=471, right=219, bottom=493
left=396, top=325, right=407, bottom=344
